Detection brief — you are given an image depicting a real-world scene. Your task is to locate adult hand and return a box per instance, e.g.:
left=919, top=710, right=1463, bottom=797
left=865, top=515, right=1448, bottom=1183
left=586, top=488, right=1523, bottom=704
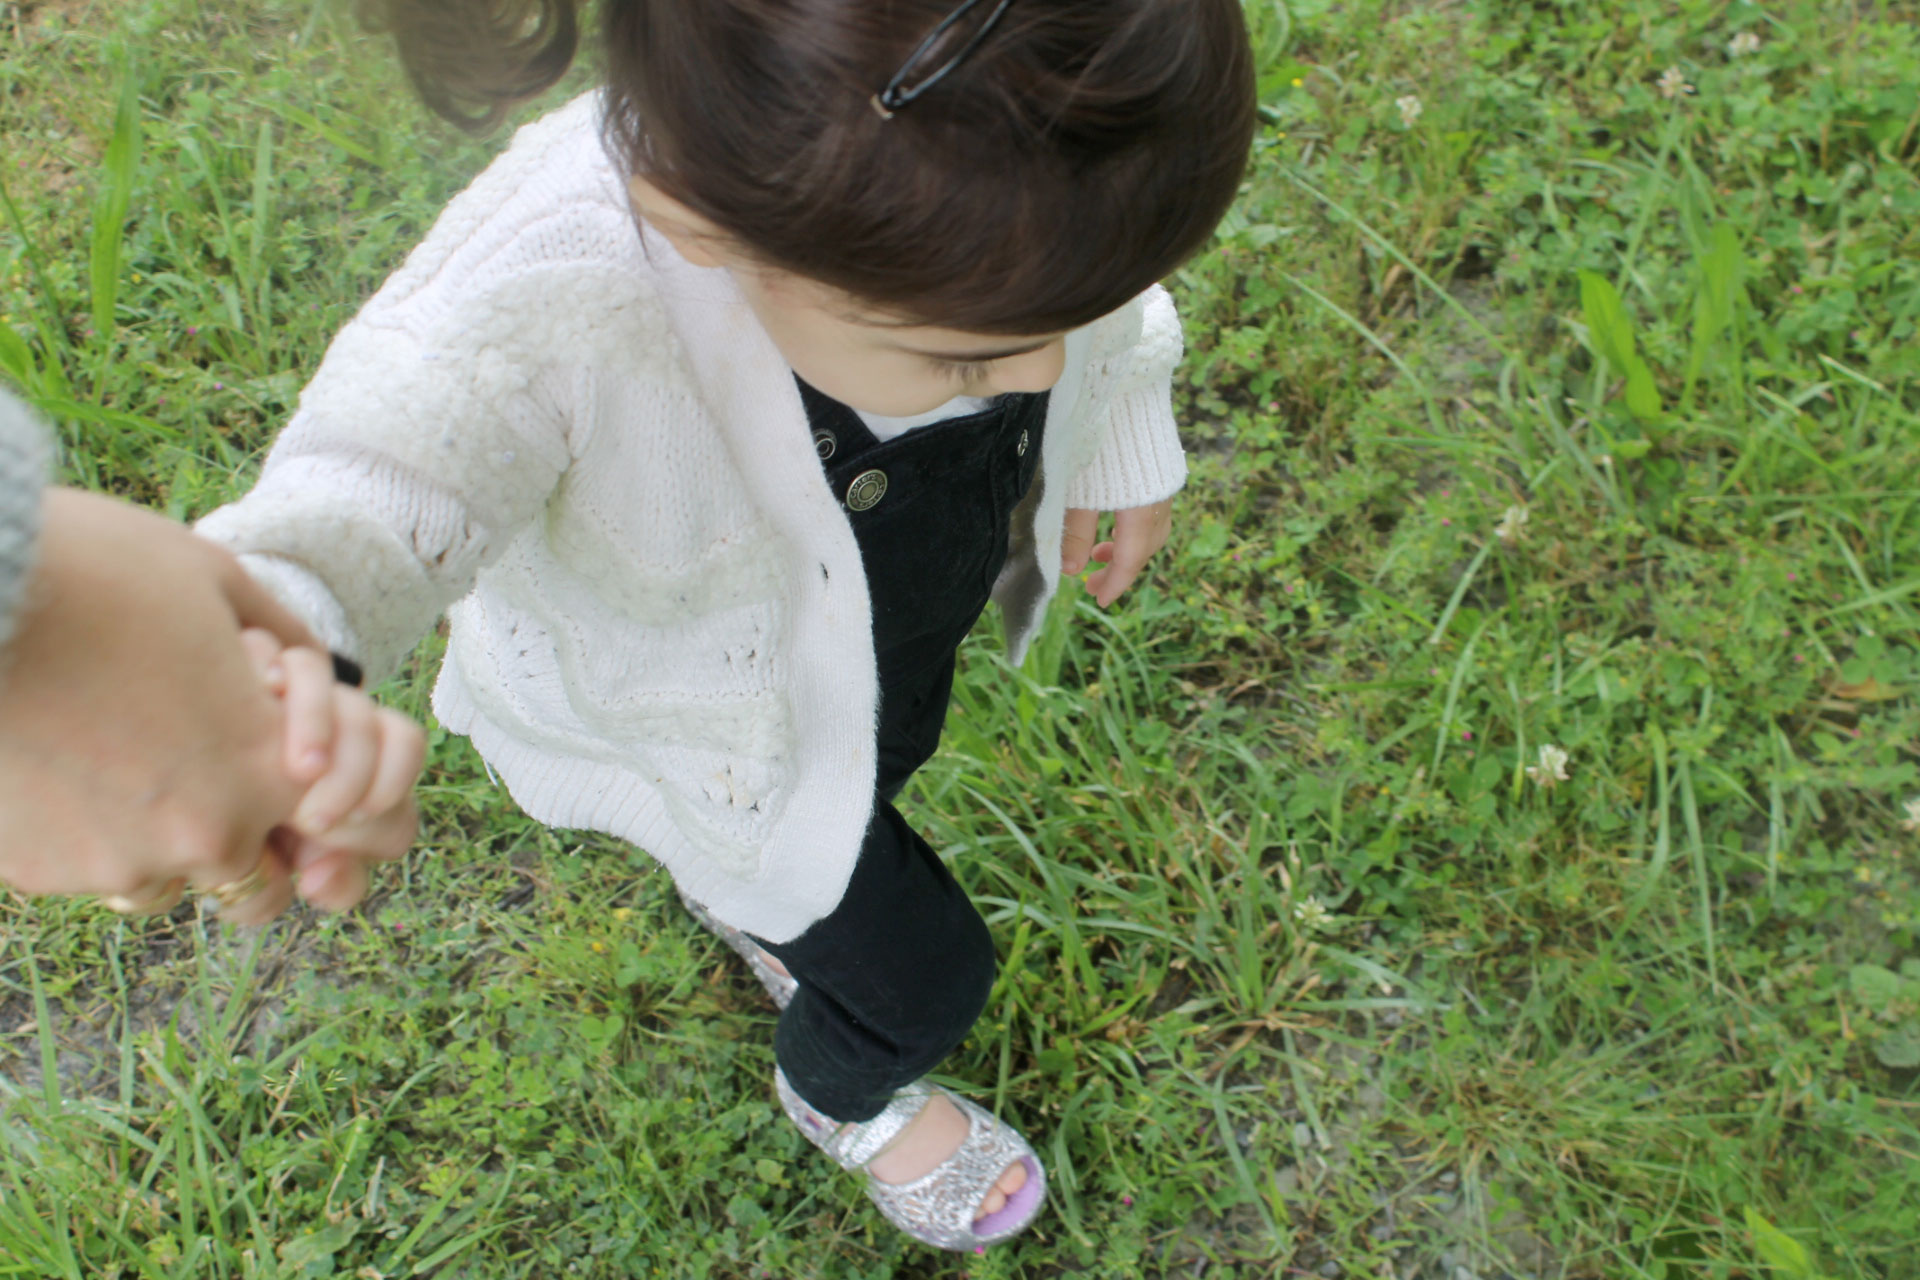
left=1059, top=499, right=1175, bottom=607
left=0, top=488, right=333, bottom=913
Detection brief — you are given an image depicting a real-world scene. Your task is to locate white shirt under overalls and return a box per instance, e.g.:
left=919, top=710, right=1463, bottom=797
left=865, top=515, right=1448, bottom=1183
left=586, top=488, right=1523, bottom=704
left=197, top=93, right=1191, bottom=943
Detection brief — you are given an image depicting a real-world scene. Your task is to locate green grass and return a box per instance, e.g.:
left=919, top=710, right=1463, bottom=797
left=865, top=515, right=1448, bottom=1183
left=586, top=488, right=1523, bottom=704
left=3, top=0, right=1919, bottom=1275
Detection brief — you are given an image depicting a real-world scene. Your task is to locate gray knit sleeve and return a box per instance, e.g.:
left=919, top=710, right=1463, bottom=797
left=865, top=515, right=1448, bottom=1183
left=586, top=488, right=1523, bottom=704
left=0, top=389, right=52, bottom=653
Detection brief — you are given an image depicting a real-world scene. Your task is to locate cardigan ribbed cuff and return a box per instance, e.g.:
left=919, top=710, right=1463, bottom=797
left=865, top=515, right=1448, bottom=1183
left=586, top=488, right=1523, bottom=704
left=1061, top=383, right=1188, bottom=512
left=0, top=390, right=52, bottom=654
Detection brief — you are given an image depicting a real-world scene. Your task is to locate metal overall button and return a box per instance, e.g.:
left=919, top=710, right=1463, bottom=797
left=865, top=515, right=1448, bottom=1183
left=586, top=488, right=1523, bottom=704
left=845, top=469, right=889, bottom=512
left=813, top=429, right=837, bottom=461
left=1015, top=429, right=1029, bottom=457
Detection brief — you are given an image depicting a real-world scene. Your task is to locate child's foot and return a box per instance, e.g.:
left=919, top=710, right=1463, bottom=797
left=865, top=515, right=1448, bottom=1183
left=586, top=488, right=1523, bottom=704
left=776, top=1068, right=1047, bottom=1249
left=690, top=906, right=1031, bottom=1223
left=679, top=892, right=799, bottom=1008
left=866, top=1092, right=1030, bottom=1221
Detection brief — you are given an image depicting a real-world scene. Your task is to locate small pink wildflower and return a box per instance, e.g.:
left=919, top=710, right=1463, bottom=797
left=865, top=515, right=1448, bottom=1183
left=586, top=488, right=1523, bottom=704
left=1122, top=1194, right=1134, bottom=1206
left=1786, top=572, right=1797, bottom=580
left=1791, top=284, right=1804, bottom=295
left=213, top=381, right=224, bottom=390
left=185, top=325, right=198, bottom=335
left=1441, top=517, right=1452, bottom=526
left=1461, top=730, right=1473, bottom=742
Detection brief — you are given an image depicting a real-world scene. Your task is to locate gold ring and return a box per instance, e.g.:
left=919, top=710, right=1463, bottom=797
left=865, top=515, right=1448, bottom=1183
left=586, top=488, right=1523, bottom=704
left=102, top=877, right=188, bottom=917
left=207, top=862, right=274, bottom=910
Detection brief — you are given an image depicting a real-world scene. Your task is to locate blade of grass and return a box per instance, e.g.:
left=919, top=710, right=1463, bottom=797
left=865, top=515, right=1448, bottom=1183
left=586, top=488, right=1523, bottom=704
left=1678, top=756, right=1719, bottom=993
left=0, top=173, right=79, bottom=382
left=1430, top=613, right=1489, bottom=773
left=1631, top=720, right=1674, bottom=918
left=89, top=49, right=143, bottom=387
left=246, top=118, right=275, bottom=332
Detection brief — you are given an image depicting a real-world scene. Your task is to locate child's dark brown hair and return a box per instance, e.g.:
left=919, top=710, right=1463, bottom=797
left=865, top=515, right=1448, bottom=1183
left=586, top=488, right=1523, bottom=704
left=364, top=0, right=1256, bottom=335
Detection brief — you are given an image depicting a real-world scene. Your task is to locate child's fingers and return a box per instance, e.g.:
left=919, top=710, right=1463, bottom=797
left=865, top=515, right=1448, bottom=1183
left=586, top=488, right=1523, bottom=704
left=278, top=646, right=337, bottom=783
left=1059, top=508, right=1099, bottom=576
left=311, top=793, right=419, bottom=866
left=352, top=709, right=428, bottom=827
left=290, top=689, right=378, bottom=836
left=1084, top=501, right=1173, bottom=606
left=1083, top=545, right=1150, bottom=607
left=236, top=628, right=286, bottom=692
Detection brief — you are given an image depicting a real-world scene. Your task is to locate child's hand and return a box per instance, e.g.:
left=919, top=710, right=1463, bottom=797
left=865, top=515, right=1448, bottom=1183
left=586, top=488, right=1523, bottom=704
left=1059, top=500, right=1174, bottom=607
left=243, top=630, right=426, bottom=918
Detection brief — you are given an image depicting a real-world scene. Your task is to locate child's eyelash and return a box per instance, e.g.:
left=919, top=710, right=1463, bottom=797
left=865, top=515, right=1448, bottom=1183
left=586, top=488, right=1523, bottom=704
left=930, top=358, right=995, bottom=382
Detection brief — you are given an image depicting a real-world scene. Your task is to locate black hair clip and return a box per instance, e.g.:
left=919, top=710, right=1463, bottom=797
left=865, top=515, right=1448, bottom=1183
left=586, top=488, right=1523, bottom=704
left=871, top=0, right=1015, bottom=120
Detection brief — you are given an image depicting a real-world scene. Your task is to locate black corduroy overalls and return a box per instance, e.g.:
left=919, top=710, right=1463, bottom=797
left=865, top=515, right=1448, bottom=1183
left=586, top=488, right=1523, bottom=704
left=757, top=378, right=1048, bottom=1122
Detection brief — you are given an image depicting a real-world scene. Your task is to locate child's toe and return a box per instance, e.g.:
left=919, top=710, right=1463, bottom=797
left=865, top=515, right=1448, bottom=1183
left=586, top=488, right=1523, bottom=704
left=974, top=1160, right=1029, bottom=1220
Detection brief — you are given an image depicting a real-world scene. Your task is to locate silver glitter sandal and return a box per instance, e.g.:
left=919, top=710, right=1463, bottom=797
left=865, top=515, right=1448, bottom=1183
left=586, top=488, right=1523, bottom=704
left=678, top=890, right=798, bottom=1010
left=775, top=1066, right=1047, bottom=1251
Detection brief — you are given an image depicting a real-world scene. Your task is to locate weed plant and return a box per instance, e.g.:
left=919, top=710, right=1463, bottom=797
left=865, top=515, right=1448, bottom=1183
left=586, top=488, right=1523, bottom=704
left=1, top=0, right=1917, bottom=1276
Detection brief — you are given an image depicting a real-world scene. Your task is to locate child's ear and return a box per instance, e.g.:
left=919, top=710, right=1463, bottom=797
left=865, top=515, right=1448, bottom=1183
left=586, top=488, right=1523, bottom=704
left=627, top=176, right=730, bottom=269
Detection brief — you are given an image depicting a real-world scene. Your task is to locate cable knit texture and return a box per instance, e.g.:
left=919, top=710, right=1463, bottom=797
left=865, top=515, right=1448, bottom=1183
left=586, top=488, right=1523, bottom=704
left=0, top=389, right=51, bottom=654
left=197, top=93, right=1189, bottom=942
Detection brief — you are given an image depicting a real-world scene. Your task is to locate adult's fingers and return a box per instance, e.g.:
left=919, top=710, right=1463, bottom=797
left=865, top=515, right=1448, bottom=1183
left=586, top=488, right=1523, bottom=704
left=99, top=876, right=189, bottom=917
left=293, top=850, right=373, bottom=913
left=1060, top=507, right=1099, bottom=576
left=204, top=537, right=317, bottom=651
left=199, top=849, right=296, bottom=928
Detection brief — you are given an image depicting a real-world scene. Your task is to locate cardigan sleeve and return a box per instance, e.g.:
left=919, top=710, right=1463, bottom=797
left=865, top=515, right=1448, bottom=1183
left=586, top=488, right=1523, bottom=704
left=1061, top=284, right=1188, bottom=512
left=0, top=389, right=51, bottom=655
left=195, top=249, right=596, bottom=683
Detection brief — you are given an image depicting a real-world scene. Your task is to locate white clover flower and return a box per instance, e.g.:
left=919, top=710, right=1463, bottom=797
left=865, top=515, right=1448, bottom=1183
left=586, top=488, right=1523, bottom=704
left=1527, top=744, right=1572, bottom=789
left=1727, top=31, right=1762, bottom=57
left=1900, top=797, right=1920, bottom=834
left=1657, top=67, right=1693, bottom=99
left=1494, top=503, right=1530, bottom=544
left=1292, top=895, right=1333, bottom=932
left=1395, top=94, right=1424, bottom=127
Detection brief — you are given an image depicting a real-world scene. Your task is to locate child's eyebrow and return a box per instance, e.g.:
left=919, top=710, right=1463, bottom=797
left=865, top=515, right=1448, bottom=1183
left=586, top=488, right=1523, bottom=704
left=889, top=338, right=1053, bottom=362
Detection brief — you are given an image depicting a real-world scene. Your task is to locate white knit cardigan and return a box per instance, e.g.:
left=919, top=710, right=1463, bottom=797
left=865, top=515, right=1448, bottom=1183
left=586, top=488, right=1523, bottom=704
left=199, top=94, right=1189, bottom=942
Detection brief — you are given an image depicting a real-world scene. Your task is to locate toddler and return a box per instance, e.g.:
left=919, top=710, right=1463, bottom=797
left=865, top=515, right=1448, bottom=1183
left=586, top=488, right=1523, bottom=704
left=201, top=0, right=1254, bottom=1250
